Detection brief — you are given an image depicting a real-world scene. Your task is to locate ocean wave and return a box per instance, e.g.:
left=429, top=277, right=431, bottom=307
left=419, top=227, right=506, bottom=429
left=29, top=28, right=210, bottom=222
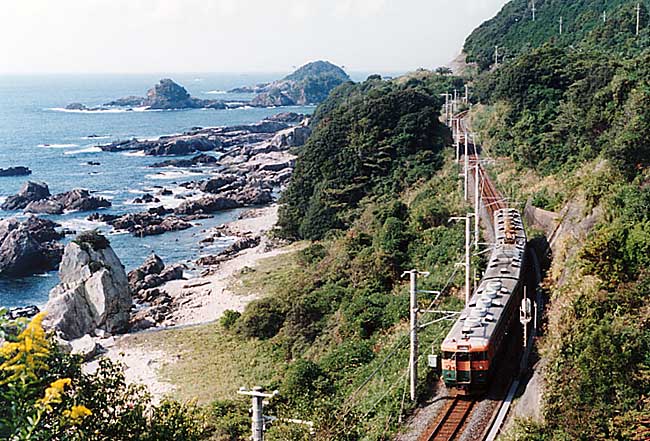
left=58, top=218, right=103, bottom=232
left=48, top=106, right=160, bottom=114
left=63, top=146, right=102, bottom=155
left=37, top=143, right=79, bottom=148
left=145, top=170, right=206, bottom=180
left=205, top=90, right=227, bottom=94
left=122, top=151, right=145, bottom=157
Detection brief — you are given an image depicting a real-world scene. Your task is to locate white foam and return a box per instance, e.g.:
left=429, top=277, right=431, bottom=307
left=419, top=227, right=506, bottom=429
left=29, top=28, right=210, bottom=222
left=145, top=170, right=206, bottom=180
left=0, top=196, right=6, bottom=204
left=49, top=107, right=128, bottom=114
left=122, top=151, right=146, bottom=157
left=64, top=146, right=102, bottom=155
left=48, top=106, right=161, bottom=114
left=59, top=218, right=102, bottom=231
left=205, top=90, right=226, bottom=94
left=37, top=143, right=79, bottom=148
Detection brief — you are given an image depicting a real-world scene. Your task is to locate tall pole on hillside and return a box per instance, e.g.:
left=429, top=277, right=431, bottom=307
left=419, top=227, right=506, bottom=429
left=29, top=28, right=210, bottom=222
left=464, top=128, right=469, bottom=200
left=455, top=119, right=460, bottom=162
left=464, top=85, right=469, bottom=104
left=441, top=93, right=450, bottom=126
left=403, top=270, right=429, bottom=402
left=559, top=16, right=563, bottom=35
left=603, top=10, right=607, bottom=23
left=637, top=3, right=641, bottom=36
left=531, top=0, right=536, bottom=21
left=474, top=163, right=480, bottom=250
left=494, top=45, right=499, bottom=67
left=450, top=216, right=472, bottom=306
left=238, top=387, right=278, bottom=441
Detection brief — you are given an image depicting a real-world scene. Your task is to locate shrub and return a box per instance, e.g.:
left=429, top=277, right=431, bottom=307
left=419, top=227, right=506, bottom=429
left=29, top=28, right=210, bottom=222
left=73, top=230, right=110, bottom=251
left=280, top=360, right=332, bottom=405
left=210, top=400, right=249, bottom=440
left=236, top=297, right=286, bottom=340
left=219, top=310, right=241, bottom=331
left=0, top=314, right=211, bottom=441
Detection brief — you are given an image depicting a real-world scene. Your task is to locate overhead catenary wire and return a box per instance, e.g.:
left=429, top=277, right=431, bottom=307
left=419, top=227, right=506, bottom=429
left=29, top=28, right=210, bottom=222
left=331, top=259, right=464, bottom=435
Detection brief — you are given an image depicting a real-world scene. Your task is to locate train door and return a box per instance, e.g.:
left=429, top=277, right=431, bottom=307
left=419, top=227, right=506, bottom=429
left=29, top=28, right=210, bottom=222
left=456, top=350, right=472, bottom=384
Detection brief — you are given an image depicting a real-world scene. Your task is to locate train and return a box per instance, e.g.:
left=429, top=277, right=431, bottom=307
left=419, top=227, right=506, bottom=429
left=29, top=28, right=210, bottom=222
left=440, top=208, right=528, bottom=395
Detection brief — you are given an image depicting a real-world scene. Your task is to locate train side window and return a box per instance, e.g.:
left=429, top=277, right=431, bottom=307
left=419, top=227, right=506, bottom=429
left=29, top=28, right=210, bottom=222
left=472, top=352, right=488, bottom=361
left=457, top=353, right=470, bottom=361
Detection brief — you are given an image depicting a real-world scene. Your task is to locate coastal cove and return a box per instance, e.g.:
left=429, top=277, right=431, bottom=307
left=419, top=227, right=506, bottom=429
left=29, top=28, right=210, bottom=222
left=0, top=73, right=327, bottom=308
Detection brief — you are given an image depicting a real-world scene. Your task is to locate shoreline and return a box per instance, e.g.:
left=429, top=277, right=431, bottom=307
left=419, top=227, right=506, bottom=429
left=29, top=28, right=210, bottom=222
left=102, top=203, right=296, bottom=401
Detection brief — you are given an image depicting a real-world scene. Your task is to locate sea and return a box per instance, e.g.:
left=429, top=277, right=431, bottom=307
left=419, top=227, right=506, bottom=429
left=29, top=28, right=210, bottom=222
left=0, top=72, right=388, bottom=309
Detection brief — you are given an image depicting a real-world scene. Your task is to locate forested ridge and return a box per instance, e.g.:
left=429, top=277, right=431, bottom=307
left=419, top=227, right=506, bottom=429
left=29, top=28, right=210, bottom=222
left=465, top=0, right=650, bottom=70
left=465, top=1, right=650, bottom=439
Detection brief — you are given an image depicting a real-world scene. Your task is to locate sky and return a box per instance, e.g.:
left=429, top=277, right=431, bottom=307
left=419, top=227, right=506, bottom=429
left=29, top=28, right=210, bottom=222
left=1, top=0, right=509, bottom=74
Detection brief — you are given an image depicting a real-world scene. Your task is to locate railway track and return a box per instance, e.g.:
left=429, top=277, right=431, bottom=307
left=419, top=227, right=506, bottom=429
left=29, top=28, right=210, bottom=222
left=419, top=398, right=476, bottom=441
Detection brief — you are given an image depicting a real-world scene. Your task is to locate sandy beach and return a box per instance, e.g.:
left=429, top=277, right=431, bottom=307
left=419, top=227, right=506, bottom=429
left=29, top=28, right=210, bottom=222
left=104, top=203, right=294, bottom=401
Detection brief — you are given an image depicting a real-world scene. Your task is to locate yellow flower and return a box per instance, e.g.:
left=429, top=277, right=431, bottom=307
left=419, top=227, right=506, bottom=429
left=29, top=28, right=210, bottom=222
left=63, top=405, right=92, bottom=424
left=37, top=377, right=72, bottom=411
left=0, top=312, right=50, bottom=384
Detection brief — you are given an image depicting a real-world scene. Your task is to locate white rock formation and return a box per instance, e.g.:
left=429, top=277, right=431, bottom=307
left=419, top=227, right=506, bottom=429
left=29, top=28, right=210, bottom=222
left=43, top=235, right=132, bottom=340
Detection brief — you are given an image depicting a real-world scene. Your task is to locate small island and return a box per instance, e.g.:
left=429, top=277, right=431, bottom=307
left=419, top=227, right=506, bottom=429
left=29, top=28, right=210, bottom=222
left=65, top=60, right=350, bottom=111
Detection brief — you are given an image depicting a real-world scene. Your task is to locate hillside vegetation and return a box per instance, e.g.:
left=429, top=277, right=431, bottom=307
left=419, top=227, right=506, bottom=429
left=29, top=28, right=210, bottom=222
left=465, top=0, right=650, bottom=70
left=466, top=1, right=650, bottom=439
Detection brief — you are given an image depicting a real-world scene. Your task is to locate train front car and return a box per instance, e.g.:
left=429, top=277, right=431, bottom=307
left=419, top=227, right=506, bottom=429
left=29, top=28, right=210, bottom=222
left=441, top=208, right=527, bottom=395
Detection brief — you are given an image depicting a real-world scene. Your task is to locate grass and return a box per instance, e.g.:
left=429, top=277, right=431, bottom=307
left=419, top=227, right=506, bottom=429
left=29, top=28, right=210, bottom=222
left=120, top=248, right=308, bottom=405
left=124, top=323, right=283, bottom=404
left=227, top=244, right=307, bottom=297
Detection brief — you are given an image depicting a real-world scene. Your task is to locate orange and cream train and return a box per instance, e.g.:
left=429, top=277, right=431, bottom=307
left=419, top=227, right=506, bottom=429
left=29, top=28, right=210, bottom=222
left=441, top=208, right=527, bottom=394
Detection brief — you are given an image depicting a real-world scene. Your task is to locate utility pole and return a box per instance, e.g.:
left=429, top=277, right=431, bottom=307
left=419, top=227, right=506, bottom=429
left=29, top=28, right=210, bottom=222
left=494, top=45, right=499, bottom=67
left=238, top=387, right=279, bottom=441
left=453, top=89, right=458, bottom=112
left=637, top=3, right=641, bottom=36
left=603, top=10, right=607, bottom=23
left=464, top=84, right=469, bottom=104
left=455, top=119, right=460, bottom=162
left=531, top=0, right=536, bottom=21
left=443, top=93, right=450, bottom=125
left=464, top=128, right=469, bottom=200
left=403, top=270, right=430, bottom=402
left=559, top=16, right=563, bottom=35
left=450, top=216, right=472, bottom=306
left=474, top=163, right=480, bottom=250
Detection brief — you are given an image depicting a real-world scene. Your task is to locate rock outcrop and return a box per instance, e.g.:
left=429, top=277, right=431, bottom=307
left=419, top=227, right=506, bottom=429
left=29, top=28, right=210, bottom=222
left=0, top=166, right=32, bottom=177
left=127, top=254, right=185, bottom=331
left=101, top=79, right=227, bottom=110
left=99, top=119, right=289, bottom=156
left=43, top=232, right=132, bottom=340
left=1, top=181, right=51, bottom=210
left=128, top=253, right=184, bottom=294
left=0, top=217, right=64, bottom=276
left=149, top=153, right=218, bottom=168
left=1, top=182, right=111, bottom=214
left=249, top=61, right=350, bottom=106
left=25, top=188, right=111, bottom=214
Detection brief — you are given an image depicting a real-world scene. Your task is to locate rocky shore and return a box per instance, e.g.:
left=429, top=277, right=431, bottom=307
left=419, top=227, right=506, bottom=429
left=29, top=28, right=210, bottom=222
left=1, top=181, right=111, bottom=214
left=1, top=111, right=313, bottom=401
left=86, top=115, right=309, bottom=238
